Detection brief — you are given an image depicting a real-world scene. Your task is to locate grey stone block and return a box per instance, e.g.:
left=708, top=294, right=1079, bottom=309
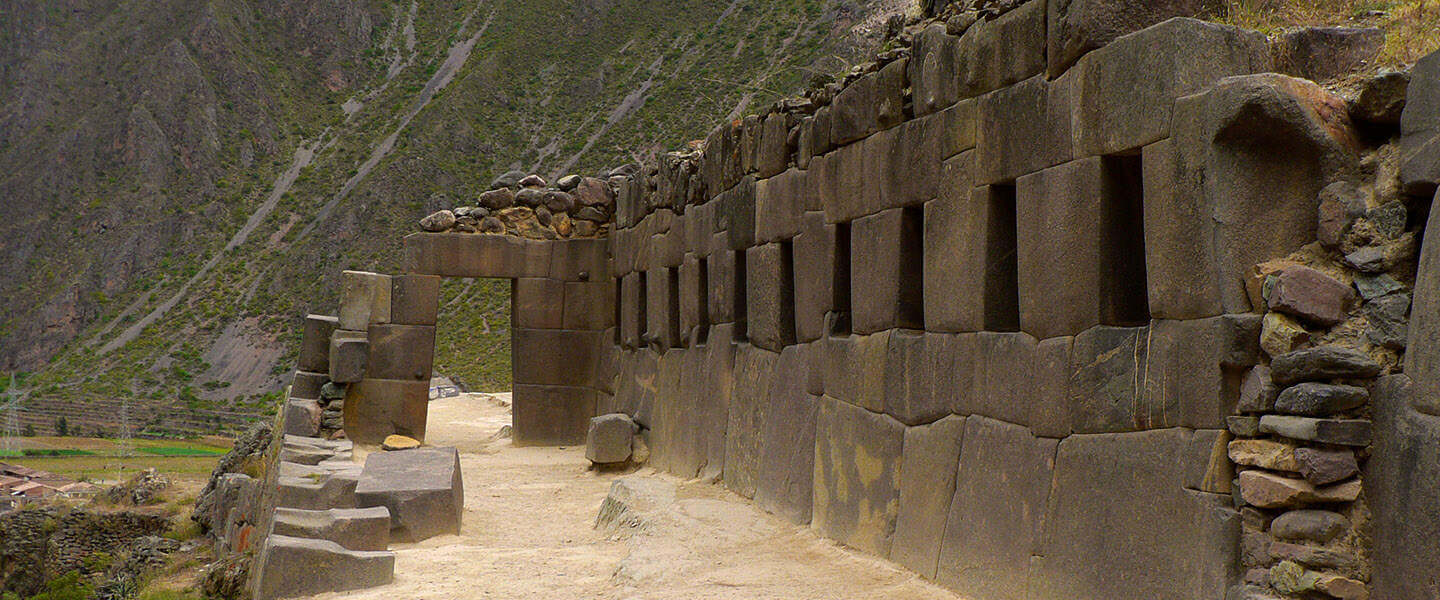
left=812, top=396, right=905, bottom=558
left=910, top=24, right=960, bottom=116
left=955, top=0, right=1046, bottom=97
left=366, top=324, right=436, bottom=381
left=277, top=471, right=359, bottom=511
left=512, top=384, right=597, bottom=446
left=894, top=415, right=965, bottom=579
left=586, top=413, right=635, bottom=464
left=1406, top=189, right=1440, bottom=415
left=936, top=416, right=1056, bottom=599
left=1047, top=0, right=1224, bottom=77
left=1364, top=375, right=1440, bottom=599
left=1031, top=336, right=1075, bottom=438
left=746, top=242, right=795, bottom=352
left=725, top=344, right=779, bottom=499
left=1072, top=18, right=1270, bottom=156
left=755, top=346, right=818, bottom=524
left=355, top=447, right=463, bottom=543
left=793, top=212, right=835, bottom=343
left=851, top=208, right=923, bottom=334
left=758, top=112, right=790, bottom=178
left=342, top=378, right=430, bottom=444
left=283, top=399, right=322, bottom=438
left=253, top=535, right=394, bottom=600
left=390, top=274, right=440, bottom=326
left=755, top=168, right=805, bottom=243
left=512, top=328, right=601, bottom=387
left=1068, top=325, right=1149, bottom=433
left=271, top=507, right=391, bottom=552
left=328, top=331, right=368, bottom=384
left=1259, top=415, right=1372, bottom=446
left=1400, top=51, right=1440, bottom=194
left=975, top=74, right=1074, bottom=185
left=513, top=277, right=565, bottom=329
left=299, top=314, right=339, bottom=373
left=338, top=271, right=392, bottom=331
left=291, top=370, right=326, bottom=400
left=1030, top=429, right=1239, bottom=600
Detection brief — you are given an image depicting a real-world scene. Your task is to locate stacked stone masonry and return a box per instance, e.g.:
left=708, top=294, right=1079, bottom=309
left=270, top=3, right=1440, bottom=599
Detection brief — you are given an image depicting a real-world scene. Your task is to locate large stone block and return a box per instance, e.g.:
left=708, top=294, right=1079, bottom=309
left=1144, top=75, right=1359, bottom=318
left=1367, top=375, right=1440, bottom=599
left=643, top=267, right=677, bottom=349
left=793, top=212, right=835, bottom=343
left=755, top=168, right=805, bottom=243
left=758, top=112, right=790, bottom=178
left=338, top=271, right=392, bottom=331
left=820, top=331, right=890, bottom=413
left=299, top=314, right=340, bottom=372
left=1144, top=316, right=1261, bottom=430
left=725, top=345, right=779, bottom=498
left=707, top=238, right=739, bottom=325
left=1068, top=325, right=1149, bottom=433
left=562, top=280, right=614, bottom=331
left=936, top=416, right=1057, bottom=599
left=925, top=332, right=981, bottom=418
left=402, top=233, right=551, bottom=279
left=969, top=332, right=1039, bottom=427
left=328, top=331, right=368, bottom=384
left=882, top=329, right=951, bottom=426
left=746, top=242, right=796, bottom=352
left=851, top=208, right=923, bottom=334
left=955, top=0, right=1046, bottom=97
left=355, top=447, right=463, bottom=543
left=513, top=277, right=565, bottom=329
left=283, top=399, right=322, bottom=437
left=910, top=24, right=960, bottom=117
left=812, top=396, right=905, bottom=558
left=1072, top=18, right=1270, bottom=156
left=365, top=324, right=435, bottom=382
left=820, top=140, right=868, bottom=224
left=1406, top=189, right=1440, bottom=415
left=755, top=346, right=819, bottom=524
left=389, top=274, right=440, bottom=326
left=619, top=273, right=643, bottom=349
left=924, top=176, right=998, bottom=333
left=253, top=535, right=393, bottom=600
left=1400, top=50, right=1440, bottom=194
left=1016, top=157, right=1148, bottom=339
left=291, top=370, right=326, bottom=400
left=512, top=328, right=601, bottom=387
left=1047, top=0, right=1223, bottom=77
left=975, top=74, right=1073, bottom=186
left=342, top=378, right=429, bottom=444
left=513, top=384, right=597, bottom=446
left=270, top=507, right=391, bottom=551
left=1030, top=429, right=1239, bottom=600
left=831, top=73, right=877, bottom=146
left=718, top=176, right=757, bottom=251
left=894, top=415, right=965, bottom=579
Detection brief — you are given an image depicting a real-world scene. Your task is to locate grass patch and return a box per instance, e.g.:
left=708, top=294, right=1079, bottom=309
left=138, top=447, right=227, bottom=456
left=1221, top=0, right=1440, bottom=66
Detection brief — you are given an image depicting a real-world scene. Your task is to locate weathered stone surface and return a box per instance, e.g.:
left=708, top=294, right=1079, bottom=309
left=1260, top=312, right=1310, bottom=358
left=512, top=328, right=600, bottom=387
left=1031, top=429, right=1238, bottom=600
left=1238, top=470, right=1361, bottom=508
left=253, top=535, right=393, bottom=600
left=291, top=370, right=326, bottom=400
left=562, top=280, right=614, bottom=331
left=1293, top=447, right=1359, bottom=486
left=1317, top=181, right=1367, bottom=249
left=1271, top=346, right=1382, bottom=385
left=1274, top=382, right=1368, bottom=416
left=1271, top=509, right=1349, bottom=543
left=955, top=0, right=1045, bottom=97
left=1184, top=429, right=1233, bottom=494
left=1260, top=415, right=1373, bottom=447
left=882, top=329, right=952, bottom=426
left=419, top=209, right=455, bottom=232
left=284, top=399, right=322, bottom=437
left=1267, top=265, right=1356, bottom=326
left=1409, top=190, right=1440, bottom=414
left=1269, top=560, right=1320, bottom=596
left=812, top=396, right=904, bottom=558
left=1238, top=365, right=1277, bottom=413
left=513, top=277, right=565, bottom=328
left=1365, top=291, right=1411, bottom=350
left=1047, top=0, right=1222, bottom=77
left=355, top=447, right=463, bottom=543
left=1144, top=75, right=1358, bottom=318
left=1145, top=316, right=1261, bottom=430
left=1273, top=27, right=1385, bottom=83
left=300, top=314, right=340, bottom=372
left=850, top=208, right=923, bottom=334
left=389, top=274, right=440, bottom=326
left=365, top=324, right=435, bottom=381
left=271, top=507, right=391, bottom=552
left=725, top=345, right=778, bottom=498
left=755, top=346, right=817, bottom=524
left=923, top=177, right=996, bottom=333
left=1073, top=18, right=1270, bottom=156
left=403, top=233, right=553, bottom=279
left=792, top=213, right=834, bottom=343
left=586, top=413, right=635, bottom=465
left=277, top=468, right=360, bottom=511
left=342, top=378, right=429, bottom=444
left=893, top=415, right=965, bottom=579
left=1068, top=326, right=1149, bottom=433
left=1228, top=439, right=1301, bottom=472
left=338, top=271, right=392, bottom=331
left=910, top=24, right=960, bottom=116
left=1400, top=52, right=1440, bottom=193
left=328, top=332, right=368, bottom=384
left=1228, top=415, right=1261, bottom=437
left=936, top=416, right=1055, bottom=599
left=975, top=74, right=1073, bottom=185
left=1268, top=540, right=1356, bottom=570
left=971, top=332, right=1038, bottom=428
left=1016, top=158, right=1106, bottom=339
left=513, top=384, right=596, bottom=446
left=746, top=242, right=795, bottom=352
left=1365, top=375, right=1440, bottom=598
left=1030, top=336, right=1075, bottom=438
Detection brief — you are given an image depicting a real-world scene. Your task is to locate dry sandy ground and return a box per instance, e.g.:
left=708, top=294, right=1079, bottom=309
left=306, top=393, right=958, bottom=600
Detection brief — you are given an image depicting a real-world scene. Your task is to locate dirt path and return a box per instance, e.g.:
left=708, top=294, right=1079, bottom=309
left=306, top=393, right=959, bottom=600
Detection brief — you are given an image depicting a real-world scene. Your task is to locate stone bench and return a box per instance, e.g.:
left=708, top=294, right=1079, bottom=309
left=355, top=447, right=464, bottom=542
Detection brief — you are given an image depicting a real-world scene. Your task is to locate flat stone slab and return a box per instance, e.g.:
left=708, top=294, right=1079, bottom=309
left=272, top=507, right=391, bottom=551
left=253, top=534, right=394, bottom=600
left=355, top=447, right=464, bottom=542
left=277, top=472, right=359, bottom=511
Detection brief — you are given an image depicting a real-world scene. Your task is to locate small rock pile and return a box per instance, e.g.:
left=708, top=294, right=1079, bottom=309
left=418, top=170, right=620, bottom=239
left=1227, top=147, right=1419, bottom=600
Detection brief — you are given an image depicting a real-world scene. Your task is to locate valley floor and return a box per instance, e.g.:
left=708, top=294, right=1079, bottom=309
left=308, top=393, right=957, bottom=600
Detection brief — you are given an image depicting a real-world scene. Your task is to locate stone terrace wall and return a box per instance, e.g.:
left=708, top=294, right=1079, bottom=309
left=585, top=6, right=1440, bottom=600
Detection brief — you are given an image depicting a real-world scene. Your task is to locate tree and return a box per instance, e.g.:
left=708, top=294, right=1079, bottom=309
left=54, top=416, right=68, bottom=437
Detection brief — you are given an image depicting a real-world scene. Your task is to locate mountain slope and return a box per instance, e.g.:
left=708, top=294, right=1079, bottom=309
left=1, top=0, right=902, bottom=424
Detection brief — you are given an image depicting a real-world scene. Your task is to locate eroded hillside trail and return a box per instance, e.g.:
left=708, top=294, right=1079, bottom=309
left=308, top=394, right=957, bottom=600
